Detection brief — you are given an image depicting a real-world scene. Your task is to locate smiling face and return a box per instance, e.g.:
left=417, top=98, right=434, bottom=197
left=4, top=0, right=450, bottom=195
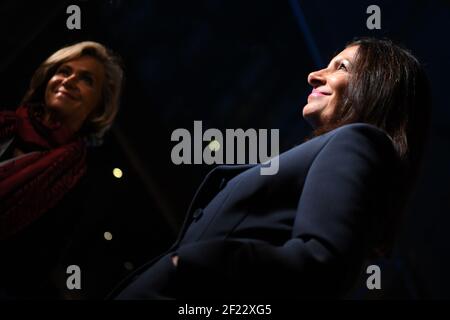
left=302, top=45, right=359, bottom=128
left=44, top=55, right=105, bottom=134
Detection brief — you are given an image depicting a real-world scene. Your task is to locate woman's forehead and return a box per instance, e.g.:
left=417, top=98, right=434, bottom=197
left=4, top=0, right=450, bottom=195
left=61, top=56, right=103, bottom=71
left=331, top=45, right=359, bottom=64
left=59, top=56, right=105, bottom=80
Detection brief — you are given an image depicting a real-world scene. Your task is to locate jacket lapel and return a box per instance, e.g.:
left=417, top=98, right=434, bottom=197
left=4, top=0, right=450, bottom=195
left=170, top=164, right=255, bottom=249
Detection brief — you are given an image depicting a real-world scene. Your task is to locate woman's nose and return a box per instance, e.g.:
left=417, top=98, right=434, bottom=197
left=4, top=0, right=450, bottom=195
left=61, top=74, right=77, bottom=88
left=308, top=68, right=326, bottom=87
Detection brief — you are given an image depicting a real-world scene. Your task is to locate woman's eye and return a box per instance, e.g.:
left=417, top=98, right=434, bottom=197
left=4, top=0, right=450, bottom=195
left=57, top=68, right=70, bottom=76
left=82, top=75, right=94, bottom=85
left=338, top=63, right=348, bottom=71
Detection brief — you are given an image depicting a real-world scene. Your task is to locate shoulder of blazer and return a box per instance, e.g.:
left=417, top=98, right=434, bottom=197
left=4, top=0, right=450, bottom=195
left=287, top=122, right=397, bottom=164
left=319, top=122, right=396, bottom=151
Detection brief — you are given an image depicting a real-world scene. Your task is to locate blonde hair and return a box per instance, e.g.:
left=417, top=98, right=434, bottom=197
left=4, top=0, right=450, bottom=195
left=21, top=41, right=124, bottom=145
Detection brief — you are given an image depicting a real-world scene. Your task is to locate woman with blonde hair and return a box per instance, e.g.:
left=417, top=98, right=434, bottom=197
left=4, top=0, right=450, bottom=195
left=0, top=41, right=123, bottom=299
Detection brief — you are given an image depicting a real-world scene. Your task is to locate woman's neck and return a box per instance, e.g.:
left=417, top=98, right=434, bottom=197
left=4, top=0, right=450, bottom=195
left=42, top=109, right=60, bottom=127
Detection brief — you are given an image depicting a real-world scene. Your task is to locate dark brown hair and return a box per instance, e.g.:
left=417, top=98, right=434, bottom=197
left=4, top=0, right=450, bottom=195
left=308, top=37, right=432, bottom=254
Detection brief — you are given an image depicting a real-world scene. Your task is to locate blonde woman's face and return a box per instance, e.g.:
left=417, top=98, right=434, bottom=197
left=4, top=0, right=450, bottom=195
left=45, top=55, right=105, bottom=133
left=302, top=45, right=358, bottom=128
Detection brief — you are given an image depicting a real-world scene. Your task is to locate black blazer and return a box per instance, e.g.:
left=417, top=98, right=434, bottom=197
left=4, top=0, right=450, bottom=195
left=115, top=122, right=400, bottom=299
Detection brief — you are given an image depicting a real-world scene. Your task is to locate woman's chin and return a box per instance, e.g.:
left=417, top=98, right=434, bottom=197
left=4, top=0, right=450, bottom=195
left=302, top=110, right=320, bottom=128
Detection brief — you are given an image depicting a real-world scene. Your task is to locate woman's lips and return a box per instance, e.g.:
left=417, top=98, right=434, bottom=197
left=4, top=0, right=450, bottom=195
left=308, top=89, right=331, bottom=98
left=309, top=92, right=326, bottom=97
left=55, top=90, right=77, bottom=100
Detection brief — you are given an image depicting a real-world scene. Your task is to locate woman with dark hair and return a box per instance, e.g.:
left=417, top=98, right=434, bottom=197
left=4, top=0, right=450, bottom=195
left=113, top=37, right=431, bottom=299
left=304, top=38, right=432, bottom=254
left=0, top=41, right=124, bottom=299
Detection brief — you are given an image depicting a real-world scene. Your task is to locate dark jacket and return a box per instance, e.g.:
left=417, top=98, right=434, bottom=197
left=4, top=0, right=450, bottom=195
left=0, top=148, right=124, bottom=300
left=0, top=175, right=90, bottom=299
left=0, top=142, right=175, bottom=300
left=115, top=122, right=401, bottom=299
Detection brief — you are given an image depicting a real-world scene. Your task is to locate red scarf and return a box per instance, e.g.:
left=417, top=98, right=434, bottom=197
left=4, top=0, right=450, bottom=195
left=0, top=105, right=87, bottom=240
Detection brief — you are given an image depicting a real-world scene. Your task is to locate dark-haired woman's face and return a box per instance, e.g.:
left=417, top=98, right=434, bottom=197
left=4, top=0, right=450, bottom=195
left=45, top=55, right=105, bottom=134
left=303, top=45, right=358, bottom=128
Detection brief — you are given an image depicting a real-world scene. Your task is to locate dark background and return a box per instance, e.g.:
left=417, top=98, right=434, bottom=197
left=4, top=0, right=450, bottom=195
left=0, top=0, right=449, bottom=299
